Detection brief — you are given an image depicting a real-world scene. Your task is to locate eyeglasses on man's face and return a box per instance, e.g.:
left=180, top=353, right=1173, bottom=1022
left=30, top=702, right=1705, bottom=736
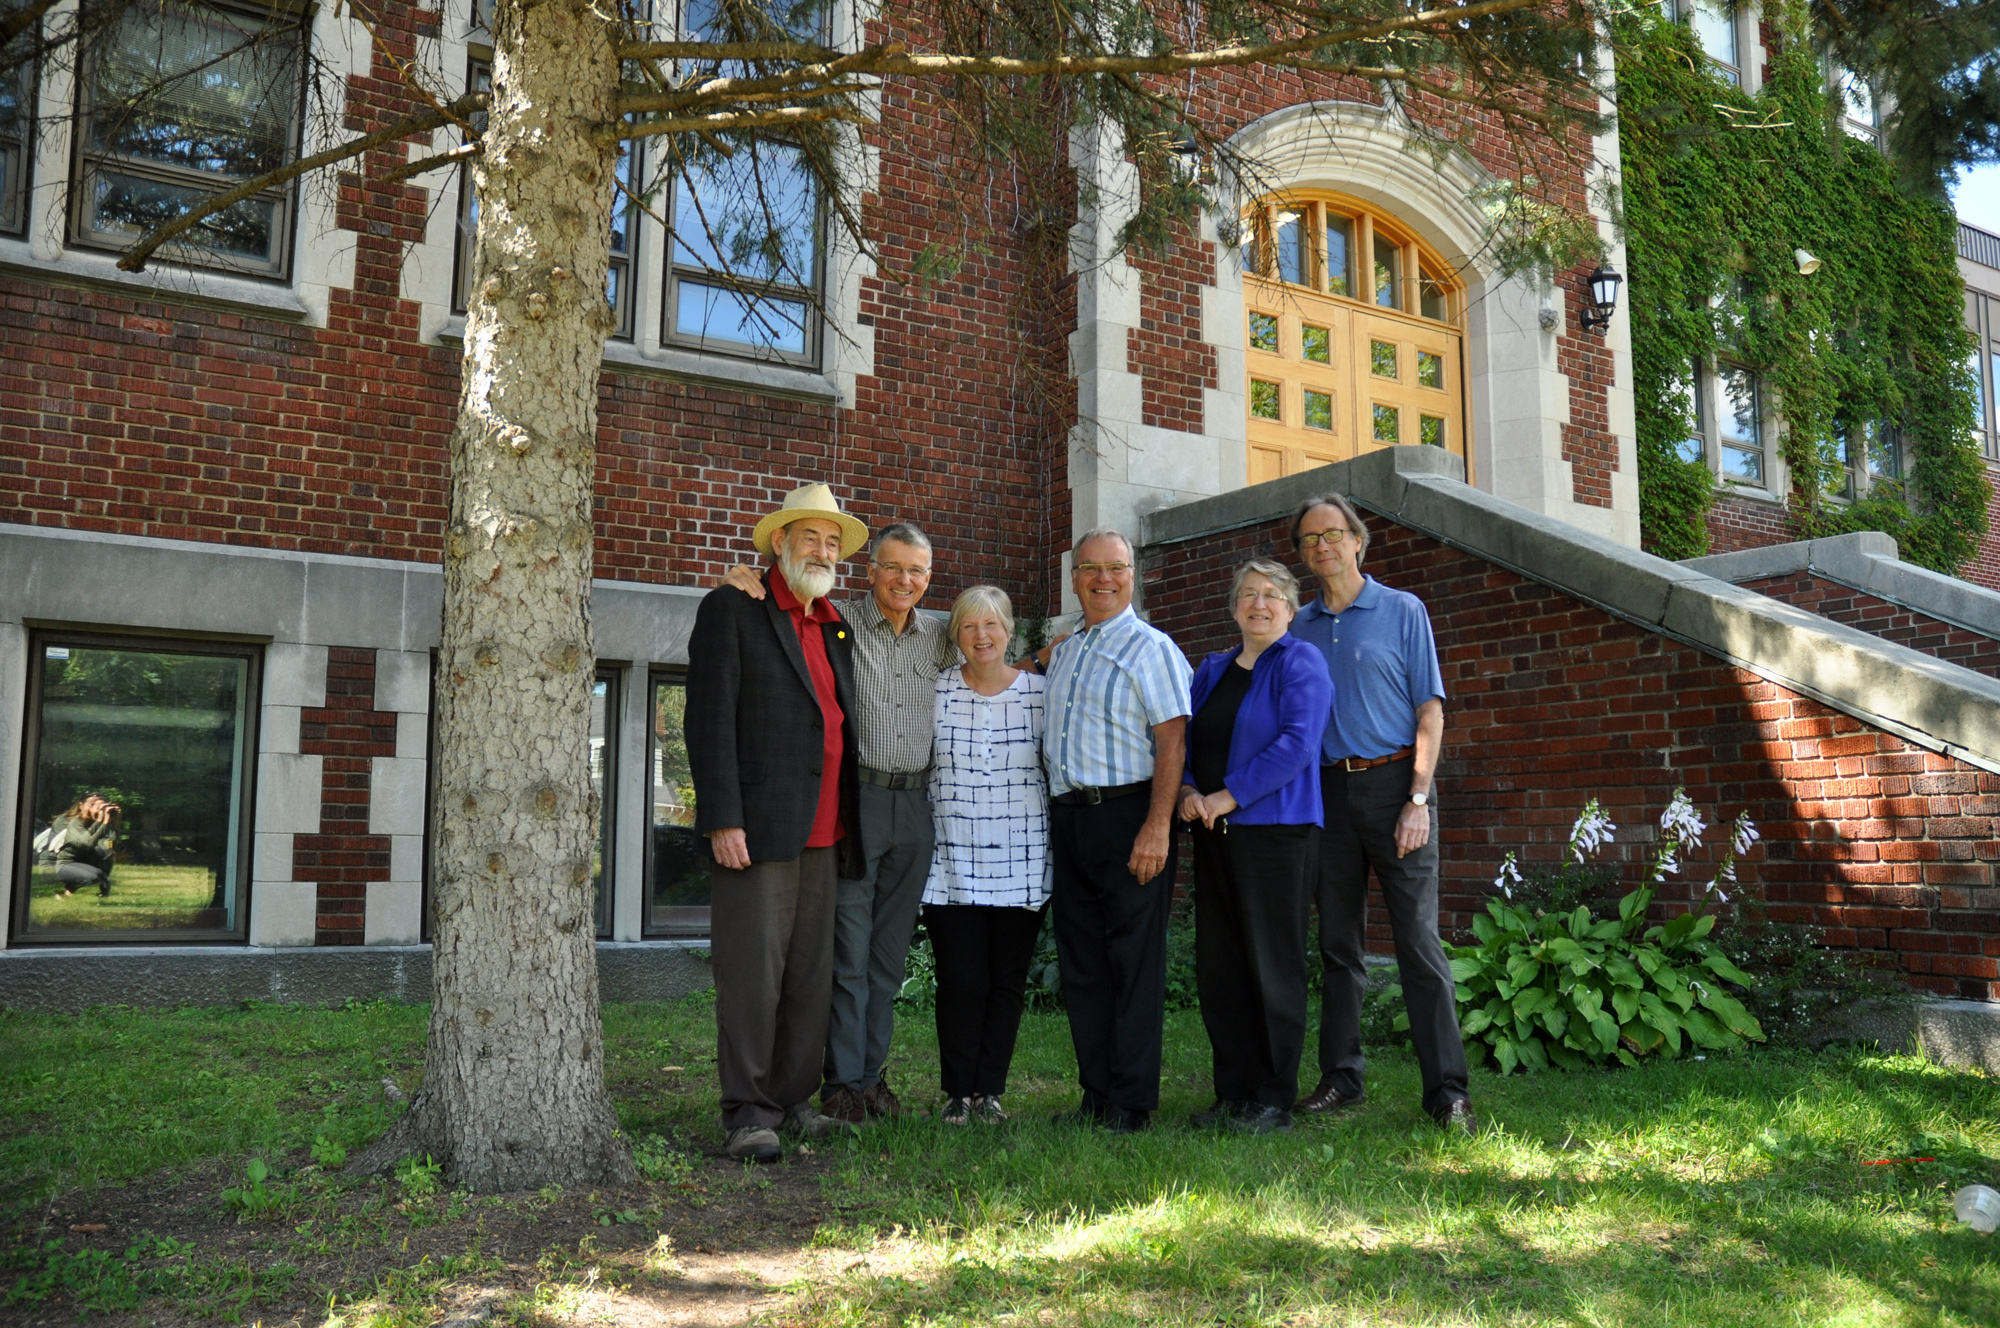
left=1297, top=528, right=1354, bottom=550
left=873, top=561, right=931, bottom=579
left=1074, top=561, right=1133, bottom=577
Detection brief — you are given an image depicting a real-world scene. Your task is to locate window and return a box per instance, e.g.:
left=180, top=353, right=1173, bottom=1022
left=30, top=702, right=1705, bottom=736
left=664, top=136, right=820, bottom=362
left=452, top=57, right=638, bottom=338
left=1673, top=370, right=1705, bottom=463
left=0, top=52, right=29, bottom=235
left=1833, top=65, right=1883, bottom=147
left=13, top=632, right=259, bottom=944
left=1677, top=0, right=1741, bottom=85
left=1967, top=290, right=2000, bottom=462
left=661, top=0, right=826, bottom=364
left=1717, top=365, right=1765, bottom=483
left=647, top=672, right=708, bottom=935
left=1241, top=190, right=1467, bottom=486
left=590, top=671, right=617, bottom=937
left=71, top=0, right=307, bottom=277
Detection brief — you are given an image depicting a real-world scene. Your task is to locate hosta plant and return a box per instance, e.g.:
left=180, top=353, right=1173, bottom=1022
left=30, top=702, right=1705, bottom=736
left=1404, top=790, right=1767, bottom=1073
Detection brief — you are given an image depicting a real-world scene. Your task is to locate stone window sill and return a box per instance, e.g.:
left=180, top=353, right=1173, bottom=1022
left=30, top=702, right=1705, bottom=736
left=434, top=315, right=839, bottom=404
left=0, top=241, right=310, bottom=321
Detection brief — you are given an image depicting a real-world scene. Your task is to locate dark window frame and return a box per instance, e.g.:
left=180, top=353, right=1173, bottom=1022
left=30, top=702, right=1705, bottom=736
left=0, top=46, right=35, bottom=236
left=591, top=666, right=619, bottom=938
left=10, top=627, right=262, bottom=947
left=643, top=665, right=709, bottom=938
left=67, top=0, right=312, bottom=281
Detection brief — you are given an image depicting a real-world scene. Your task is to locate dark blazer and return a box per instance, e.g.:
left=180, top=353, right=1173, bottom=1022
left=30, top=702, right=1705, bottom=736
left=1183, top=633, right=1333, bottom=827
left=685, top=571, right=866, bottom=878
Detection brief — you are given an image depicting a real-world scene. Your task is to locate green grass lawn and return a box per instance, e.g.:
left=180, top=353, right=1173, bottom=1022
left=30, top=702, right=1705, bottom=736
left=2, top=996, right=1997, bottom=1325
left=22, top=863, right=221, bottom=932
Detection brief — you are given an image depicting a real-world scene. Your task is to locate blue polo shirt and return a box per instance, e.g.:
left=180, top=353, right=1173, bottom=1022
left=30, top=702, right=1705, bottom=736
left=1292, top=576, right=1446, bottom=763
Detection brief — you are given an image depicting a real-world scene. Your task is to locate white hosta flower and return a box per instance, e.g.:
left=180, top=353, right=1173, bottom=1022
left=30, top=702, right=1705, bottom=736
left=1653, top=852, right=1680, bottom=882
left=1731, top=812, right=1761, bottom=857
left=1659, top=787, right=1707, bottom=850
left=1494, top=852, right=1524, bottom=899
left=1569, top=799, right=1617, bottom=862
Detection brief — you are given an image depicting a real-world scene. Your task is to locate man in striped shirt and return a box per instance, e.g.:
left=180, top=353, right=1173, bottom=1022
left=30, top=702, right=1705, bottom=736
left=1042, top=528, right=1193, bottom=1133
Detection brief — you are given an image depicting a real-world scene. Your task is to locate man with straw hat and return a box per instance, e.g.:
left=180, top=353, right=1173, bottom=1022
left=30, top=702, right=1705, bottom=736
left=686, top=481, right=871, bottom=1162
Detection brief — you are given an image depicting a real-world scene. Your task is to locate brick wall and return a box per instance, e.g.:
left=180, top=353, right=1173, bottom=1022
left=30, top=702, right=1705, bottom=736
left=1964, top=467, right=2000, bottom=592
left=1142, top=512, right=2000, bottom=999
left=1127, top=220, right=1218, bottom=434
left=296, top=648, right=397, bottom=946
left=1705, top=492, right=1796, bottom=554
left=1739, top=571, right=2000, bottom=680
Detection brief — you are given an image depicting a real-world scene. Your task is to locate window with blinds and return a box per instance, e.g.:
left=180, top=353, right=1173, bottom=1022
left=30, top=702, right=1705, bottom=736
left=1242, top=192, right=1468, bottom=486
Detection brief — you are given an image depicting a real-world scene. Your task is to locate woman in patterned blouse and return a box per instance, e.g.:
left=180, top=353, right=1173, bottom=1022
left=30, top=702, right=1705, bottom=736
left=922, top=585, right=1052, bottom=1125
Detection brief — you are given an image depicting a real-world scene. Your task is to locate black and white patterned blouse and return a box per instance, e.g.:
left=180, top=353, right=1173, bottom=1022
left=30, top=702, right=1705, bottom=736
left=924, top=668, right=1052, bottom=909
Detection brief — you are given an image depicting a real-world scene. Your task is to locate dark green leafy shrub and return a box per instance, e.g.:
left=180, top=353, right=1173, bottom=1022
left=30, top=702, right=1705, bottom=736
left=1440, top=886, right=1765, bottom=1073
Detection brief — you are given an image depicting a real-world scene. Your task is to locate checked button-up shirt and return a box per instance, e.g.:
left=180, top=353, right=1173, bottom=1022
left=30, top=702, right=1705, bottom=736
left=1043, top=605, right=1193, bottom=797
left=841, top=593, right=956, bottom=774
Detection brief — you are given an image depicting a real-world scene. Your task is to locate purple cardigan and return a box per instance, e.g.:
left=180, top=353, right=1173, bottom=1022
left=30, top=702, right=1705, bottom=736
left=1182, top=632, right=1334, bottom=827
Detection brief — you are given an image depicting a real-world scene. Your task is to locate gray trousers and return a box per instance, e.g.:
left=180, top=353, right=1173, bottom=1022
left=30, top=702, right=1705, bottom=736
left=1315, top=761, right=1470, bottom=1118
left=823, top=782, right=934, bottom=1091
left=711, top=848, right=837, bottom=1131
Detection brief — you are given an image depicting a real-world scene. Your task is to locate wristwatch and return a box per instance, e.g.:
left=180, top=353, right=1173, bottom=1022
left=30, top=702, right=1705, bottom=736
left=1409, top=792, right=1429, bottom=807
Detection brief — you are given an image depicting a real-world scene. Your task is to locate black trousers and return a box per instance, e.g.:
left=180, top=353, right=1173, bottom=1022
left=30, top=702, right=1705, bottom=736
left=1315, top=760, right=1470, bottom=1118
left=1050, top=795, right=1176, bottom=1120
left=925, top=902, right=1047, bottom=1098
left=1192, top=821, right=1314, bottom=1109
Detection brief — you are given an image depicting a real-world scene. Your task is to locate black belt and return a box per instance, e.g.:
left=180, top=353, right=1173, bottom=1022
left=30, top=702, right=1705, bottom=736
left=1051, top=780, right=1151, bottom=806
left=858, top=765, right=929, bottom=791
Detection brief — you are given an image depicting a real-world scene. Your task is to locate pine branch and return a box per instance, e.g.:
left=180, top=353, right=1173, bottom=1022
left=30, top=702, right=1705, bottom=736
left=613, top=104, right=867, bottom=143
left=116, top=90, right=489, bottom=273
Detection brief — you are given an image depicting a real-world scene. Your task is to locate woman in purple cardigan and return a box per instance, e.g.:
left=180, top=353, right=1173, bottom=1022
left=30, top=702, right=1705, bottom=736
left=1178, top=558, right=1334, bottom=1134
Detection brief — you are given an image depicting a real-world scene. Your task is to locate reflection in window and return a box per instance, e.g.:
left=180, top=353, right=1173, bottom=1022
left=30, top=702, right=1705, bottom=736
left=1718, top=365, right=1763, bottom=482
left=1680, top=0, right=1739, bottom=84
left=1274, top=208, right=1306, bottom=285
left=1326, top=214, right=1352, bottom=296
left=15, top=636, right=256, bottom=941
left=0, top=57, right=28, bottom=235
left=1370, top=339, right=1397, bottom=379
left=649, top=676, right=709, bottom=934
left=1248, top=312, right=1278, bottom=353
left=1420, top=269, right=1449, bottom=321
left=1301, top=324, right=1329, bottom=364
left=1417, top=350, right=1443, bottom=390
left=1673, top=369, right=1705, bottom=462
left=73, top=0, right=307, bottom=276
left=1304, top=389, right=1332, bottom=431
left=1373, top=403, right=1399, bottom=443
left=665, top=136, right=819, bottom=361
left=1421, top=415, right=1445, bottom=447
left=1834, top=66, right=1881, bottom=146
left=1250, top=379, right=1281, bottom=420
left=590, top=673, right=616, bottom=937
left=1373, top=235, right=1398, bottom=308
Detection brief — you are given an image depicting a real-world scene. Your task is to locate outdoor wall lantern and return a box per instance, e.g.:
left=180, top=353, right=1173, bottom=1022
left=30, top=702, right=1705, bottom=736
left=1170, top=129, right=1202, bottom=179
left=1579, top=261, right=1623, bottom=333
left=1794, top=248, right=1823, bottom=276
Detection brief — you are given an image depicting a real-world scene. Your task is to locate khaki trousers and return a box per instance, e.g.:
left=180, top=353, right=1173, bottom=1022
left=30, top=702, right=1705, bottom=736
left=711, top=847, right=838, bottom=1131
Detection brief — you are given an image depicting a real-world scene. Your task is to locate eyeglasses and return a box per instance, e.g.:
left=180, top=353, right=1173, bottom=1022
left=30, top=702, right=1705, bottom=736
left=1297, top=529, right=1354, bottom=549
left=1235, top=589, right=1290, bottom=606
left=1074, top=562, right=1133, bottom=577
left=873, top=561, right=932, bottom=578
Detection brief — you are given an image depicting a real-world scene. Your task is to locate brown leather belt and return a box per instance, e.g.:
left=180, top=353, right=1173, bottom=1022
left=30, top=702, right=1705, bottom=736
left=1330, top=746, right=1414, bottom=774
left=1051, top=780, right=1152, bottom=807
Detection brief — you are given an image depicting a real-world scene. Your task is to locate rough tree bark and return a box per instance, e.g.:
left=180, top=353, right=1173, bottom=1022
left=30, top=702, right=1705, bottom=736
left=350, top=0, right=632, bottom=1191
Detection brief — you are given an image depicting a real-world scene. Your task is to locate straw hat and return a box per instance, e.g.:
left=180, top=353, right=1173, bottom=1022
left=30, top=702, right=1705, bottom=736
left=751, top=482, right=870, bottom=558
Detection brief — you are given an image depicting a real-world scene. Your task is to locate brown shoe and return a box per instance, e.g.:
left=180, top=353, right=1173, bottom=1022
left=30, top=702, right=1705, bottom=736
left=1435, top=1100, right=1479, bottom=1138
left=820, top=1085, right=867, bottom=1125
left=861, top=1080, right=905, bottom=1120
left=1298, top=1082, right=1366, bottom=1114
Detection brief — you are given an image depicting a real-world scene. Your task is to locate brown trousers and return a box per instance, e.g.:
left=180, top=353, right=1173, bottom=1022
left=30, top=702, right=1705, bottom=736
left=710, top=847, right=838, bottom=1131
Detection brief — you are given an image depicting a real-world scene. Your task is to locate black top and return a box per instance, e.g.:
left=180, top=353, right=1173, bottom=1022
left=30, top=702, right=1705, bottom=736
left=1189, top=659, right=1255, bottom=795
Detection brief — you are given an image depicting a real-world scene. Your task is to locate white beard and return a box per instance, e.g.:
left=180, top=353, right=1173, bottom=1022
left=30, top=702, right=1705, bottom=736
left=778, top=546, right=837, bottom=601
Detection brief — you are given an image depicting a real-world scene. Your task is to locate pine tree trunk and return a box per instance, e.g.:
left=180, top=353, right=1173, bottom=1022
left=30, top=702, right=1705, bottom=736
left=351, top=0, right=631, bottom=1191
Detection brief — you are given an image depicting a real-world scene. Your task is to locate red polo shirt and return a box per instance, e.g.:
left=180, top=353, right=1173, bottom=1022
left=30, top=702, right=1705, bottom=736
left=770, top=568, right=847, bottom=847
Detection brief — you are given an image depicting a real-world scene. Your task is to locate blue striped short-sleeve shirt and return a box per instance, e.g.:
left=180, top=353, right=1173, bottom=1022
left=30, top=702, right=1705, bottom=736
left=1043, top=606, right=1193, bottom=795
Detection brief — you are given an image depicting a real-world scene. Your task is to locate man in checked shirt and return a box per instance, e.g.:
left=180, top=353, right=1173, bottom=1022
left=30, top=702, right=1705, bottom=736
left=725, top=521, right=953, bottom=1123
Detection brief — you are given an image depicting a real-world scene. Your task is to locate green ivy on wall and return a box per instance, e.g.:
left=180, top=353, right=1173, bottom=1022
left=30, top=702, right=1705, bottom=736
left=1618, top=1, right=1988, bottom=569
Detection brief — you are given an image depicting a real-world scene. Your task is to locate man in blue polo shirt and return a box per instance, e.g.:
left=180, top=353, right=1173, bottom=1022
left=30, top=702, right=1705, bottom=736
left=1287, top=492, right=1474, bottom=1136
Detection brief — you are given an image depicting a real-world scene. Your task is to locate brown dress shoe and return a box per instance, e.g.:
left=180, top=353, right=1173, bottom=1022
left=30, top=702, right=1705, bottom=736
left=1298, top=1082, right=1367, bottom=1114
left=1435, top=1100, right=1479, bottom=1138
left=820, top=1085, right=867, bottom=1125
left=861, top=1080, right=904, bottom=1119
